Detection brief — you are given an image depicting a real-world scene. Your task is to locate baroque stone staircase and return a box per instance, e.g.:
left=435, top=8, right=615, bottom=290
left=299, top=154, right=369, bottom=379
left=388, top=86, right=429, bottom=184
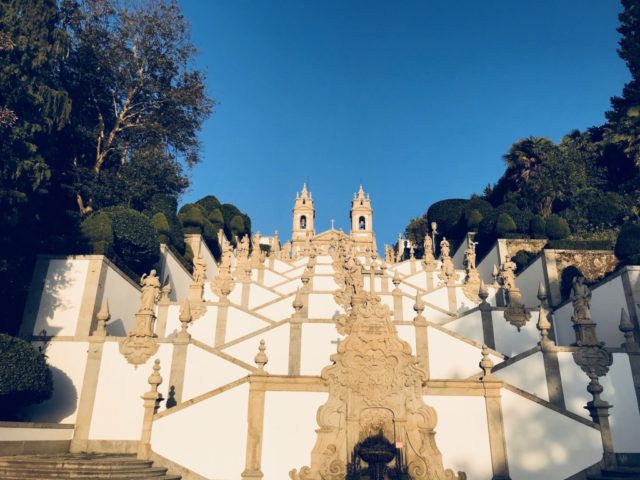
left=0, top=453, right=181, bottom=479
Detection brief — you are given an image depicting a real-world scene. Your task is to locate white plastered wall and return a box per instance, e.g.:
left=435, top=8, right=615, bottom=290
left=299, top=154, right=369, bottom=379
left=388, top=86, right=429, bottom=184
left=515, top=257, right=544, bottom=309
left=308, top=293, right=344, bottom=319
left=501, top=388, right=602, bottom=480
left=427, top=327, right=495, bottom=379
left=493, top=352, right=548, bottom=401
left=223, top=323, right=290, bottom=375
left=477, top=244, right=500, bottom=284
left=181, top=344, right=249, bottom=401
left=273, top=279, right=302, bottom=295
left=158, top=247, right=192, bottom=302
left=98, top=263, right=140, bottom=336
left=300, top=323, right=344, bottom=375
left=492, top=310, right=540, bottom=357
left=424, top=396, right=493, bottom=479
left=225, top=307, right=272, bottom=343
left=89, top=342, right=173, bottom=440
left=313, top=275, right=339, bottom=292
left=152, top=383, right=248, bottom=479
left=442, top=311, right=485, bottom=346
left=256, top=295, right=295, bottom=322
left=248, top=284, right=280, bottom=309
left=23, top=341, right=89, bottom=423
left=33, top=259, right=89, bottom=336
left=558, top=352, right=640, bottom=452
left=262, top=391, right=327, bottom=480
left=553, top=276, right=628, bottom=347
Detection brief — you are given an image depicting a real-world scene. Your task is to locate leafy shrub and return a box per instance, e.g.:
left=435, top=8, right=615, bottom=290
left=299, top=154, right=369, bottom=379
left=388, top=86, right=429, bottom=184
left=229, top=215, right=245, bottom=238
left=545, top=215, right=570, bottom=240
left=0, top=334, right=52, bottom=420
left=615, top=223, right=640, bottom=265
left=495, top=213, right=517, bottom=236
left=146, top=194, right=185, bottom=254
left=178, top=203, right=206, bottom=232
left=427, top=199, right=469, bottom=241
left=104, top=206, right=160, bottom=275
left=530, top=215, right=546, bottom=239
left=151, top=212, right=171, bottom=243
left=80, top=211, right=113, bottom=254
left=196, top=195, right=222, bottom=214
left=208, top=208, right=224, bottom=226
left=513, top=250, right=536, bottom=272
left=466, top=209, right=483, bottom=232
left=495, top=203, right=531, bottom=232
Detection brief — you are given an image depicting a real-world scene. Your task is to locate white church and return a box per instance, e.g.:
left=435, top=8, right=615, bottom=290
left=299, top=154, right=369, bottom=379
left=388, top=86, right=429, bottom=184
left=2, top=184, right=640, bottom=480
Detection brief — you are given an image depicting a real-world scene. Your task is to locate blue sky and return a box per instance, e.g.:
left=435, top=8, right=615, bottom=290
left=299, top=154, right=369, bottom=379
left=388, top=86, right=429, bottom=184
left=179, top=0, right=629, bottom=248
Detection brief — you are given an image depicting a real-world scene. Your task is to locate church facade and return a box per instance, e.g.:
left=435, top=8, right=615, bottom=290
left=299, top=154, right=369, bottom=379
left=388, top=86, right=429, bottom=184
left=4, top=185, right=640, bottom=480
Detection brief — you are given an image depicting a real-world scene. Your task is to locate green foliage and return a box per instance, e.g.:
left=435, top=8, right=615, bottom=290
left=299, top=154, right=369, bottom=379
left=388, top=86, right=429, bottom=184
left=548, top=239, right=615, bottom=250
left=80, top=211, right=113, bottom=254
left=615, top=222, right=640, bottom=264
left=103, top=206, right=160, bottom=275
left=427, top=199, right=469, bottom=241
left=465, top=209, right=484, bottom=232
left=208, top=208, right=224, bottom=226
left=513, top=250, right=537, bottom=273
left=545, top=215, right=571, bottom=240
left=530, top=215, right=546, bottom=238
left=404, top=216, right=429, bottom=248
left=151, top=212, right=171, bottom=243
left=178, top=204, right=206, bottom=230
left=196, top=195, right=222, bottom=213
left=229, top=215, right=246, bottom=237
left=495, top=213, right=517, bottom=236
left=0, top=333, right=52, bottom=419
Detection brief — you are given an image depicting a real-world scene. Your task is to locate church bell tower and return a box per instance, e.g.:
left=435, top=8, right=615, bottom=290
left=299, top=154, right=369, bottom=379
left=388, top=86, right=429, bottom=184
left=350, top=185, right=375, bottom=253
left=292, top=183, right=315, bottom=253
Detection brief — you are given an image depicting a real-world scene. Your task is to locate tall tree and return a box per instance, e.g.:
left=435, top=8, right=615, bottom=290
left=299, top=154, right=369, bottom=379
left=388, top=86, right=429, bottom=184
left=0, top=0, right=75, bottom=334
left=61, top=0, right=213, bottom=212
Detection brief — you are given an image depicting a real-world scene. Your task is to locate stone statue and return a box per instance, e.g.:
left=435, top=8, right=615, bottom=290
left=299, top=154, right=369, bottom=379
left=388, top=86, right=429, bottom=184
left=464, top=240, right=478, bottom=270
left=499, top=256, right=517, bottom=291
left=192, top=255, right=207, bottom=285
left=423, top=234, right=432, bottom=256
left=440, top=237, right=450, bottom=258
left=571, top=276, right=592, bottom=323
left=139, top=269, right=161, bottom=312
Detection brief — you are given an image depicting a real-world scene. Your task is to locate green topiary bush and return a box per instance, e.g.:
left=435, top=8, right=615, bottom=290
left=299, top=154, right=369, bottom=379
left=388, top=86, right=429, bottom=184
left=0, top=334, right=53, bottom=420
left=104, top=206, right=160, bottom=275
left=546, top=215, right=571, bottom=240
left=427, top=199, right=468, bottom=241
left=196, top=195, right=222, bottom=214
left=530, top=215, right=546, bottom=239
left=466, top=209, right=483, bottom=232
left=80, top=211, right=113, bottom=254
left=151, top=212, right=171, bottom=244
left=615, top=223, right=640, bottom=265
left=495, top=213, right=517, bottom=236
left=178, top=204, right=206, bottom=232
left=229, top=215, right=246, bottom=238
left=208, top=208, right=224, bottom=226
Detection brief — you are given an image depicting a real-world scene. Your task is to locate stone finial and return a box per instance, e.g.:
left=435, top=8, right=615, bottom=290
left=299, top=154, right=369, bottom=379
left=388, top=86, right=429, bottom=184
left=301, top=268, right=311, bottom=291
left=536, top=305, right=554, bottom=351
left=479, top=345, right=494, bottom=380
left=537, top=282, right=547, bottom=306
left=478, top=281, right=489, bottom=302
left=160, top=283, right=172, bottom=305
left=619, top=308, right=638, bottom=351
left=293, top=288, right=304, bottom=313
left=254, top=339, right=268, bottom=373
left=148, top=358, right=163, bottom=391
left=413, top=293, right=425, bottom=316
left=94, top=299, right=110, bottom=337
left=491, top=264, right=499, bottom=286
left=178, top=299, right=192, bottom=339
left=392, top=271, right=401, bottom=288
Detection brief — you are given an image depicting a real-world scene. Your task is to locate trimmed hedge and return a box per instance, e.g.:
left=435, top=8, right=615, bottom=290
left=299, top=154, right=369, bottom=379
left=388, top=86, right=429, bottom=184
left=104, top=206, right=160, bottom=275
left=0, top=334, right=52, bottom=420
left=151, top=212, right=171, bottom=243
left=495, top=213, right=517, bottom=236
left=545, top=215, right=570, bottom=240
left=615, top=223, right=640, bottom=265
left=80, top=211, right=113, bottom=254
left=466, top=209, right=483, bottom=232
left=530, top=215, right=546, bottom=239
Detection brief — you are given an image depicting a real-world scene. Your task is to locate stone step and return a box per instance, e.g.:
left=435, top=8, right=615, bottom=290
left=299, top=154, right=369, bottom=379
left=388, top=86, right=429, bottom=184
left=0, top=466, right=170, bottom=478
left=0, top=454, right=181, bottom=480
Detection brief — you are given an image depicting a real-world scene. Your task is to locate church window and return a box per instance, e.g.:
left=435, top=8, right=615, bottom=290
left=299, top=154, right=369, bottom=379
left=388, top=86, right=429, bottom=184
left=358, top=216, right=366, bottom=230
left=300, top=215, right=307, bottom=229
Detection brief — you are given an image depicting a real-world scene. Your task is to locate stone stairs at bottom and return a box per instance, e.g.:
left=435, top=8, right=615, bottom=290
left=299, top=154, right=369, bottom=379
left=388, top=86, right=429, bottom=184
left=0, top=453, right=181, bottom=479
left=588, top=467, right=640, bottom=480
